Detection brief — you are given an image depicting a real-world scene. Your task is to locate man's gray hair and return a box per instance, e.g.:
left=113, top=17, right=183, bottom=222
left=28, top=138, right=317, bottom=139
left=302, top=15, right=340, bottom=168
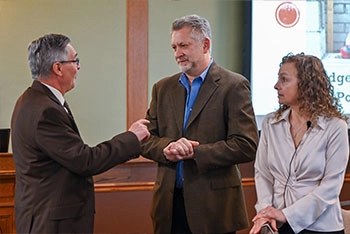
left=172, top=14, right=212, bottom=43
left=28, top=34, right=71, bottom=80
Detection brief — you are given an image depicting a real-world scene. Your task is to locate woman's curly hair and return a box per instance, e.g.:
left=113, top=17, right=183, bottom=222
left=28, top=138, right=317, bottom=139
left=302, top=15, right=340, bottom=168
left=275, top=52, right=348, bottom=123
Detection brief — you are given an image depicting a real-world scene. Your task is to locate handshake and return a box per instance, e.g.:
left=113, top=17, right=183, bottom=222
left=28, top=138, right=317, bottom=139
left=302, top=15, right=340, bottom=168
left=128, top=119, right=151, bottom=142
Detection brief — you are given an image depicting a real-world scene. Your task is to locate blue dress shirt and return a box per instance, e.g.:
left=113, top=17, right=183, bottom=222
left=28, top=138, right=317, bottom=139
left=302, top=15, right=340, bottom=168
left=175, top=59, right=213, bottom=189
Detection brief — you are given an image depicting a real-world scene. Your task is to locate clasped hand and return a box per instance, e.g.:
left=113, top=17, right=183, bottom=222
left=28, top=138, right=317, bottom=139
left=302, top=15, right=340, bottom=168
left=163, top=137, right=199, bottom=162
left=249, top=206, right=286, bottom=234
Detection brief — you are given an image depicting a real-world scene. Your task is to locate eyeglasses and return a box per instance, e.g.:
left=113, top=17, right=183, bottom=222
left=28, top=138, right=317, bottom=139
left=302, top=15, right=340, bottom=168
left=59, top=58, right=80, bottom=66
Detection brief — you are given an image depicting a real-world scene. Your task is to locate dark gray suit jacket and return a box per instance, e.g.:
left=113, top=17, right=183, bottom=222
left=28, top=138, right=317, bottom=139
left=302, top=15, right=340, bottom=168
left=141, top=62, right=259, bottom=233
left=11, top=80, right=140, bottom=233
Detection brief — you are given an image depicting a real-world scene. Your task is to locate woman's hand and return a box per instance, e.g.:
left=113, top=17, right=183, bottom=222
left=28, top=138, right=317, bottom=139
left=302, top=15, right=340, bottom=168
left=249, top=206, right=287, bottom=234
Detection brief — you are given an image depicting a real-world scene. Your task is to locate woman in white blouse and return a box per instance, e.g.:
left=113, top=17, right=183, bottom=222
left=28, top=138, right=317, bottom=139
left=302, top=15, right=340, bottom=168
left=249, top=53, right=349, bottom=234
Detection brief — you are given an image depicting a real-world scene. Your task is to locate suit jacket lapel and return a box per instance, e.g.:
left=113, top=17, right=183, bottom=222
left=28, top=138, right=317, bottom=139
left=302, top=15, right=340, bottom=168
left=63, top=102, right=80, bottom=135
left=31, top=80, right=80, bottom=135
left=32, top=80, right=61, bottom=107
left=169, top=76, right=186, bottom=133
left=186, top=64, right=219, bottom=129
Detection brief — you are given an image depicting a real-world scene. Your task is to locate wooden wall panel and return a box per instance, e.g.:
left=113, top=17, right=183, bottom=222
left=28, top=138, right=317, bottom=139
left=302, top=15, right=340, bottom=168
left=93, top=160, right=350, bottom=234
left=94, top=190, right=153, bottom=233
left=126, top=0, right=149, bottom=128
left=2, top=156, right=349, bottom=234
left=0, top=153, right=16, bottom=234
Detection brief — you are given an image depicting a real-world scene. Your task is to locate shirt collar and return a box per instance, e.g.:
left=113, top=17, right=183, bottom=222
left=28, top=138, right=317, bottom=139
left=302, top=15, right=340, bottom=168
left=271, top=107, right=326, bottom=130
left=40, top=82, right=65, bottom=106
left=179, top=58, right=214, bottom=84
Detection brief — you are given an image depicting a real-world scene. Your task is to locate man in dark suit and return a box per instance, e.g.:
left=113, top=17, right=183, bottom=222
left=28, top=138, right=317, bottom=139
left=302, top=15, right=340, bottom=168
left=141, top=15, right=259, bottom=234
left=11, top=33, right=150, bottom=233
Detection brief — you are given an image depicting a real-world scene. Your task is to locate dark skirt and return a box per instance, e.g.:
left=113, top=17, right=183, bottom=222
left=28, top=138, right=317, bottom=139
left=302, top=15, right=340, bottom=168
left=278, top=223, right=344, bottom=234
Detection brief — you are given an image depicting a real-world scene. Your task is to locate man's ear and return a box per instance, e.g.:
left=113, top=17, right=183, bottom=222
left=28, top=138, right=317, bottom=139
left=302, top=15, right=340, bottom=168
left=203, top=37, right=211, bottom=53
left=52, top=62, right=63, bottom=76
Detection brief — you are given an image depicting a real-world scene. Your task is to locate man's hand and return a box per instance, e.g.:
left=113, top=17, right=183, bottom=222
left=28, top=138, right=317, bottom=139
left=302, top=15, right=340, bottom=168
left=163, top=137, right=199, bottom=162
left=128, top=119, right=150, bottom=142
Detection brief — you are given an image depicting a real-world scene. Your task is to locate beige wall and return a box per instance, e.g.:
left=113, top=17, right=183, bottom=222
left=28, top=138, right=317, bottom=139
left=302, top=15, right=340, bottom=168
left=0, top=0, right=127, bottom=148
left=0, top=0, right=244, bottom=150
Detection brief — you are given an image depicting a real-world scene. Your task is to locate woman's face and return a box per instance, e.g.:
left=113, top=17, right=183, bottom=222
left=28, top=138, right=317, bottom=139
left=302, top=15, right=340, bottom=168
left=274, top=62, right=299, bottom=106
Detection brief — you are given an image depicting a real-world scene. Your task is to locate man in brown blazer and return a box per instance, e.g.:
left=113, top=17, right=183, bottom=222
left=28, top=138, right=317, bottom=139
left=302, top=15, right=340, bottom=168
left=11, top=34, right=150, bottom=233
left=141, top=15, right=259, bottom=234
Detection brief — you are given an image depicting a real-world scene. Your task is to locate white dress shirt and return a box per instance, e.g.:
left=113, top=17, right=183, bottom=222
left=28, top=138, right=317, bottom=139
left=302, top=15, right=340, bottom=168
left=40, top=82, right=65, bottom=106
left=254, top=108, right=349, bottom=233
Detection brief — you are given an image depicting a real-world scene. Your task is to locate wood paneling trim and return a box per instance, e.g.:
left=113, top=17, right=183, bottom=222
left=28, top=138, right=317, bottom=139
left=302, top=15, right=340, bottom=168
left=94, top=174, right=350, bottom=193
left=95, top=182, right=154, bottom=192
left=125, top=157, right=153, bottom=164
left=345, top=175, right=350, bottom=182
left=0, top=173, right=15, bottom=179
left=327, top=0, right=334, bottom=52
left=0, top=202, right=14, bottom=207
left=126, top=0, right=149, bottom=128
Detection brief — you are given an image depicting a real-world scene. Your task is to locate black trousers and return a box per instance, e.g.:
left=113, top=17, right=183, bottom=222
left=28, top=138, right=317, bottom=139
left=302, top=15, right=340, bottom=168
left=171, top=188, right=235, bottom=234
left=278, top=223, right=344, bottom=234
left=171, top=188, right=191, bottom=234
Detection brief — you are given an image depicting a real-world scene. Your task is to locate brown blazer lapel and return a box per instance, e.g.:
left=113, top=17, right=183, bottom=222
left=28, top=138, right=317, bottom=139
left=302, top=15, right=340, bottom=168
left=32, top=80, right=61, bottom=106
left=64, top=102, right=80, bottom=135
left=170, top=81, right=186, bottom=132
left=186, top=66, right=219, bottom=129
left=32, top=81, right=80, bottom=135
